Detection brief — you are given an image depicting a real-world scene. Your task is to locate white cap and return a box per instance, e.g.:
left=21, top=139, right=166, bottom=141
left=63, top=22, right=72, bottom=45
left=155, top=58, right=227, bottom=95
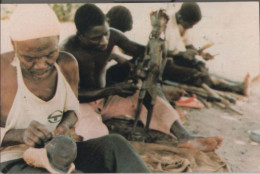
left=9, top=4, right=60, bottom=41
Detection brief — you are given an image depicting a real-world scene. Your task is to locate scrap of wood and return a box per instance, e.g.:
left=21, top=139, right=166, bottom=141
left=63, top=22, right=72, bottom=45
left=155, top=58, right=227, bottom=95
left=163, top=81, right=222, bottom=102
left=197, top=96, right=212, bottom=108
left=198, top=42, right=214, bottom=53
left=215, top=89, right=245, bottom=101
left=213, top=102, right=243, bottom=115
left=162, top=81, right=243, bottom=115
left=201, top=83, right=223, bottom=101
left=202, top=83, right=243, bottom=115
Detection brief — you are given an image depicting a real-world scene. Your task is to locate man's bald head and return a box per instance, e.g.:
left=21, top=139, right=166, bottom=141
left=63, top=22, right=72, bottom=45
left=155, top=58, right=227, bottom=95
left=74, top=4, right=106, bottom=34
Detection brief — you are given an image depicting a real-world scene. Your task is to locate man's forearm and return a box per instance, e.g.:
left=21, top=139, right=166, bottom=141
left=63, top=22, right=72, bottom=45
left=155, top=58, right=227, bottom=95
left=167, top=49, right=181, bottom=57
left=1, top=129, right=25, bottom=147
left=58, top=111, right=78, bottom=129
left=111, top=53, right=129, bottom=65
left=185, top=44, right=197, bottom=50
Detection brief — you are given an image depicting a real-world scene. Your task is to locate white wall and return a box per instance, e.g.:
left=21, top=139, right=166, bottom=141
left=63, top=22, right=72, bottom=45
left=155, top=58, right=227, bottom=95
left=98, top=2, right=260, bottom=81
left=1, top=2, right=259, bottom=81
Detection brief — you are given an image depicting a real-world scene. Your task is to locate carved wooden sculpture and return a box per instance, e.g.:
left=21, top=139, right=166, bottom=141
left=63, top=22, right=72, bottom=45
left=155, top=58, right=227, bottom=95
left=129, top=9, right=169, bottom=140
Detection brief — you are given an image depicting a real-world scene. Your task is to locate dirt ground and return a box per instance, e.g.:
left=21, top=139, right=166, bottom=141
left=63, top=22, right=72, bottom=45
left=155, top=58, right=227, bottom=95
left=179, top=77, right=260, bottom=172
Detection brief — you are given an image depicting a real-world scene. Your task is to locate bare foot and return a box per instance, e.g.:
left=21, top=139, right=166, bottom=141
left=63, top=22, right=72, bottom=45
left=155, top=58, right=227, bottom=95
left=177, top=136, right=223, bottom=152
left=243, top=73, right=250, bottom=96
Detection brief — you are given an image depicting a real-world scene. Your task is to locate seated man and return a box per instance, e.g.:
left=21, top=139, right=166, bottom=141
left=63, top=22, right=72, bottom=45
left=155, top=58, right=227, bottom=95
left=0, top=4, right=150, bottom=173
left=165, top=2, right=249, bottom=96
left=61, top=3, right=223, bottom=152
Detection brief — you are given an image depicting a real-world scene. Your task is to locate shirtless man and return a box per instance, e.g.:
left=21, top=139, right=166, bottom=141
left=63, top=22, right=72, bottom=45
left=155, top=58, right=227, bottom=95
left=61, top=3, right=223, bottom=152
left=0, top=5, right=150, bottom=173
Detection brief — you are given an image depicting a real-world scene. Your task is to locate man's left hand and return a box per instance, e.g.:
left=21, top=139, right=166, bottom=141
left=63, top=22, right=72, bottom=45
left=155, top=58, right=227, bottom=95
left=54, top=124, right=71, bottom=137
left=201, top=52, right=215, bottom=60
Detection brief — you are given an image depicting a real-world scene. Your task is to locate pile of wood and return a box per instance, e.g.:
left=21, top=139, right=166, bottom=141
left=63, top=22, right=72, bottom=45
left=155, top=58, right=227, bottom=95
left=162, top=80, right=245, bottom=115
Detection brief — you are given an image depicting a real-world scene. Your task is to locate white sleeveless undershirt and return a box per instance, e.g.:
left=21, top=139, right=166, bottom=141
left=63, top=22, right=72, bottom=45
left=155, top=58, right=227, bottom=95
left=0, top=56, right=80, bottom=163
left=165, top=13, right=186, bottom=53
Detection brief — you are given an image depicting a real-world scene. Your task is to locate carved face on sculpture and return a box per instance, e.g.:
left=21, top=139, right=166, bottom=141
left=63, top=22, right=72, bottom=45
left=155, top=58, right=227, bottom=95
left=150, top=9, right=169, bottom=39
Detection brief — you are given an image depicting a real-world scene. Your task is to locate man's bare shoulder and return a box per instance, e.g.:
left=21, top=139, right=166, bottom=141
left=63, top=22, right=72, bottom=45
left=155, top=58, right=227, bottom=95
left=56, top=51, right=79, bottom=93
left=110, top=27, right=123, bottom=35
left=109, top=28, right=125, bottom=42
left=1, top=51, right=15, bottom=68
left=1, top=52, right=17, bottom=80
left=57, top=51, right=78, bottom=74
left=1, top=52, right=18, bottom=123
left=60, top=34, right=78, bottom=51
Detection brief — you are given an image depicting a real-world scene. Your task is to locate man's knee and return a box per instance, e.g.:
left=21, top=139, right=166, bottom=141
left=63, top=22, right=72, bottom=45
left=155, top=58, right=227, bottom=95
left=100, top=134, right=137, bottom=157
left=1, top=159, right=48, bottom=173
left=102, top=134, right=129, bottom=147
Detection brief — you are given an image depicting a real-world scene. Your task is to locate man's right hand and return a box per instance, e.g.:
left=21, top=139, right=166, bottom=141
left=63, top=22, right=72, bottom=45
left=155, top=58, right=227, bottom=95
left=180, top=49, right=198, bottom=60
left=23, top=120, right=53, bottom=147
left=112, top=82, right=138, bottom=98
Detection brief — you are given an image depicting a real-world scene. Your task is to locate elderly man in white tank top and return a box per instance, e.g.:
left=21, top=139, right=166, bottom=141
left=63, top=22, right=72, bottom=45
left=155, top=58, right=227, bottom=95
left=0, top=4, right=150, bottom=173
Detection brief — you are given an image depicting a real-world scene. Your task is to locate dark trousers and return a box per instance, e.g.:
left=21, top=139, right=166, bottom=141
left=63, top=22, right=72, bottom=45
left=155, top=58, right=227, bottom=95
left=0, top=134, right=150, bottom=173
left=163, top=60, right=212, bottom=87
left=106, top=59, right=212, bottom=87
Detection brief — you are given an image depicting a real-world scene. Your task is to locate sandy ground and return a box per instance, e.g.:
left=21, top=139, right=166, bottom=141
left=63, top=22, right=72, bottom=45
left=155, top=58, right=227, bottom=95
left=180, top=78, right=260, bottom=172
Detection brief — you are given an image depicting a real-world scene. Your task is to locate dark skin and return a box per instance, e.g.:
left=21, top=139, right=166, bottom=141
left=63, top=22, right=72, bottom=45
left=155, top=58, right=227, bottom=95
left=62, top=21, right=223, bottom=152
left=61, top=22, right=145, bottom=102
left=1, top=36, right=79, bottom=148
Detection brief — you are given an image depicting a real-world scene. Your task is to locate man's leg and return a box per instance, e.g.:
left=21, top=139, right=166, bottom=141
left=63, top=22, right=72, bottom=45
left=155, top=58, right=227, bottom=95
left=139, top=95, right=223, bottom=152
left=0, top=158, right=48, bottom=173
left=170, top=120, right=223, bottom=152
left=163, top=60, right=209, bottom=86
left=74, top=134, right=150, bottom=173
left=100, top=93, right=178, bottom=135
left=209, top=74, right=250, bottom=96
left=164, top=59, right=249, bottom=95
left=101, top=93, right=223, bottom=152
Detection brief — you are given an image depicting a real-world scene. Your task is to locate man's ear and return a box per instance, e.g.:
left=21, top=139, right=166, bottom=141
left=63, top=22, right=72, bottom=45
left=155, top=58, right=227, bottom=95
left=176, top=14, right=183, bottom=23
left=77, top=32, right=85, bottom=42
left=106, top=17, right=110, bottom=25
